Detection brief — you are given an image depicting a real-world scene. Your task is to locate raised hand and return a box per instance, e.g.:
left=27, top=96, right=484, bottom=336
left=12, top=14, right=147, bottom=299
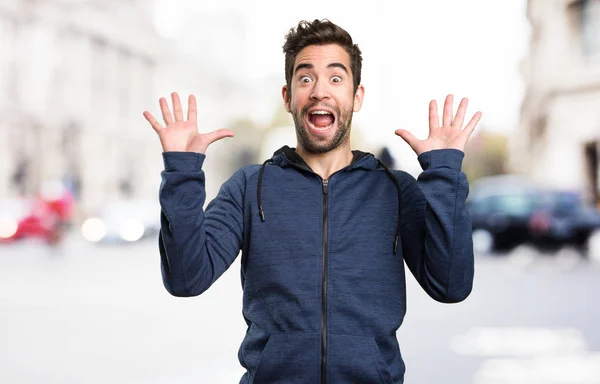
left=395, top=94, right=482, bottom=156
left=143, top=92, right=234, bottom=154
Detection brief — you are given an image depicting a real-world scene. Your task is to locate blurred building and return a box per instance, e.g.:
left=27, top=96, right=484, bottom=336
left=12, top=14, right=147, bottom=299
left=152, top=9, right=267, bottom=198
left=0, top=1, right=343, bottom=215
left=515, top=0, right=600, bottom=204
left=0, top=0, right=164, bottom=215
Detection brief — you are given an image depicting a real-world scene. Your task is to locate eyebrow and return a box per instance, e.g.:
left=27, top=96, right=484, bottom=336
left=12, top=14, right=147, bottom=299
left=294, top=62, right=349, bottom=74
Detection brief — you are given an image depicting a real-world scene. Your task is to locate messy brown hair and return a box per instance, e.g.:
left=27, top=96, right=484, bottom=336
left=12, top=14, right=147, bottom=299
left=282, top=19, right=362, bottom=94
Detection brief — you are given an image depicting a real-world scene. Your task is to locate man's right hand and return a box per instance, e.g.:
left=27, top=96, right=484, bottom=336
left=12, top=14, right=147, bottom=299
left=143, top=92, right=234, bottom=154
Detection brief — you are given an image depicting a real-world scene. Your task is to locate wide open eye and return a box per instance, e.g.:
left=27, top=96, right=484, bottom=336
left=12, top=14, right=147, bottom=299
left=300, top=75, right=312, bottom=83
left=331, top=75, right=342, bottom=83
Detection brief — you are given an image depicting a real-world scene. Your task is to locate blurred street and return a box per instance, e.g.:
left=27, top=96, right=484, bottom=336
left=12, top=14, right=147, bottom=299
left=1, top=234, right=599, bottom=384
left=1, top=0, right=599, bottom=383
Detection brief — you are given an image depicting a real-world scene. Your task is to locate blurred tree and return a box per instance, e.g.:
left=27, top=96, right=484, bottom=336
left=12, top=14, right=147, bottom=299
left=268, top=104, right=293, bottom=129
left=463, top=130, right=508, bottom=181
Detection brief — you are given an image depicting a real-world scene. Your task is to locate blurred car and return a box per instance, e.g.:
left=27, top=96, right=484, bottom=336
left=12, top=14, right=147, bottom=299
left=528, top=189, right=600, bottom=252
left=468, top=177, right=540, bottom=253
left=0, top=199, right=33, bottom=242
left=39, top=180, right=76, bottom=226
left=80, top=199, right=161, bottom=244
left=468, top=175, right=600, bottom=255
left=0, top=181, right=76, bottom=245
left=0, top=197, right=66, bottom=244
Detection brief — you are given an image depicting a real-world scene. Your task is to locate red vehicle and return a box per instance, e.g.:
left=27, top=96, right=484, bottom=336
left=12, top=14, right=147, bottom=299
left=0, top=183, right=76, bottom=245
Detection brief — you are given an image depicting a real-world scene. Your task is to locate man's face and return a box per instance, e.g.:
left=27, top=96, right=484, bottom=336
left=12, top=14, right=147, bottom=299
left=282, top=44, right=364, bottom=154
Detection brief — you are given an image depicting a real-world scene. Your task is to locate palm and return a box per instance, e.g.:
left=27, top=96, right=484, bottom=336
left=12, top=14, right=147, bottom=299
left=395, top=94, right=482, bottom=156
left=143, top=92, right=234, bottom=154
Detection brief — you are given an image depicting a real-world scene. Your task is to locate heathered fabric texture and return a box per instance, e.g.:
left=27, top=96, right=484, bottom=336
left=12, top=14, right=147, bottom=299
left=158, top=147, right=474, bottom=384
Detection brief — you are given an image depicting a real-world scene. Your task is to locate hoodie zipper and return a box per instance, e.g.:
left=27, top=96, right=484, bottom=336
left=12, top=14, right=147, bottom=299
left=277, top=151, right=371, bottom=383
left=321, top=178, right=329, bottom=384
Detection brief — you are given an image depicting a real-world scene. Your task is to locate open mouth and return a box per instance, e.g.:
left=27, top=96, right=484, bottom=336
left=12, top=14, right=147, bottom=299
left=307, top=110, right=335, bottom=132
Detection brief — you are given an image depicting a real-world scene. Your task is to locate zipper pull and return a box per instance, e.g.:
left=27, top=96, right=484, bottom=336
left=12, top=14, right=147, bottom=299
left=322, top=179, right=329, bottom=194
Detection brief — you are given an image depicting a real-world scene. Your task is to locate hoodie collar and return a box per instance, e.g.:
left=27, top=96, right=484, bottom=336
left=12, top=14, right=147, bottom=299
left=270, top=145, right=377, bottom=172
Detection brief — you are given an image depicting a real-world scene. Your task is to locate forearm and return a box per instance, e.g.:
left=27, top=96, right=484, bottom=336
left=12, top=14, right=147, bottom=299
left=159, top=152, right=242, bottom=297
left=402, top=149, right=474, bottom=303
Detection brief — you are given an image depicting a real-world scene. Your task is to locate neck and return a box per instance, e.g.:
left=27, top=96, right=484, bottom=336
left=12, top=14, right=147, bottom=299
left=296, top=141, right=353, bottom=179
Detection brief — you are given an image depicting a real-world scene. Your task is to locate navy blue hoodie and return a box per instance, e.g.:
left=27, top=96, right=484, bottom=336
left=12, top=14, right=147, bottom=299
left=158, top=146, right=474, bottom=384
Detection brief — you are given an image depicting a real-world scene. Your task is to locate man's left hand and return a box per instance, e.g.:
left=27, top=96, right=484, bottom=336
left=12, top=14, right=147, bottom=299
left=395, top=94, right=482, bottom=156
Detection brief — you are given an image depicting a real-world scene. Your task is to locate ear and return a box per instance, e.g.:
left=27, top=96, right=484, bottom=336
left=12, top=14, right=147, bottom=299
left=353, top=85, right=365, bottom=112
left=282, top=85, right=291, bottom=113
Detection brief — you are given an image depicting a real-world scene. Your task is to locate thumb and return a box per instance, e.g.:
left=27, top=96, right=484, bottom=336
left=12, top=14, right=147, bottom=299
left=203, top=129, right=235, bottom=145
left=395, top=129, right=419, bottom=151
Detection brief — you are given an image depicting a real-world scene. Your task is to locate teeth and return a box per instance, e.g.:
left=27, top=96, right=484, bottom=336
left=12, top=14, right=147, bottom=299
left=310, top=110, right=331, bottom=115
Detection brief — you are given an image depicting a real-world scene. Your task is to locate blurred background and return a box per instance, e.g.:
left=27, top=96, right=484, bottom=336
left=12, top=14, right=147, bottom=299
left=1, top=0, right=600, bottom=383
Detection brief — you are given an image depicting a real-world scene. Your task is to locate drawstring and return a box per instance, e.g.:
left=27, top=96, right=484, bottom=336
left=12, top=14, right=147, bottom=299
left=257, top=159, right=272, bottom=222
left=377, top=160, right=403, bottom=254
left=256, top=156, right=402, bottom=254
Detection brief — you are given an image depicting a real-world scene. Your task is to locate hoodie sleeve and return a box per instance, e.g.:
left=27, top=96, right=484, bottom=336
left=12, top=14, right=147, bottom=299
left=158, top=152, right=245, bottom=297
left=399, top=148, right=474, bottom=303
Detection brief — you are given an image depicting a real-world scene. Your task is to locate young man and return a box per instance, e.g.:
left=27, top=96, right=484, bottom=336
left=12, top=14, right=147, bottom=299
left=144, top=19, right=481, bottom=384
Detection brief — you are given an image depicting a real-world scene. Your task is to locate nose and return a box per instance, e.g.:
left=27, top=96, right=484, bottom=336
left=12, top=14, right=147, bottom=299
left=310, top=79, right=331, bottom=101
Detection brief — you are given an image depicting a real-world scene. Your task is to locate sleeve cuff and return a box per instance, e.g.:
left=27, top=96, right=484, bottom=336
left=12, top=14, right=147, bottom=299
left=417, top=149, right=465, bottom=171
left=162, top=152, right=206, bottom=172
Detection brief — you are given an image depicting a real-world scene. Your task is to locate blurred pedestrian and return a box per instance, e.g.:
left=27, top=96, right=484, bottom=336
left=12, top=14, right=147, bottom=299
left=143, top=19, right=482, bottom=384
left=377, top=145, right=396, bottom=168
